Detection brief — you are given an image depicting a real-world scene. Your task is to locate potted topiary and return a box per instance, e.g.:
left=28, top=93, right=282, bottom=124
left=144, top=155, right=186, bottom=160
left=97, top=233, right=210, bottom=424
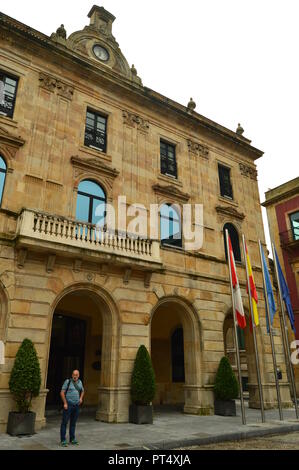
left=7, top=338, right=41, bottom=436
left=214, top=356, right=239, bottom=416
left=129, top=345, right=156, bottom=424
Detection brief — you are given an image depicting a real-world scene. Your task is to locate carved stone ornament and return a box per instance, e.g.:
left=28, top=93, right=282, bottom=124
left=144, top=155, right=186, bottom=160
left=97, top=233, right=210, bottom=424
left=152, top=183, right=190, bottom=203
left=122, top=110, right=149, bottom=133
left=187, top=139, right=209, bottom=159
left=239, top=163, right=258, bottom=181
left=39, top=72, right=74, bottom=100
left=216, top=205, right=245, bottom=221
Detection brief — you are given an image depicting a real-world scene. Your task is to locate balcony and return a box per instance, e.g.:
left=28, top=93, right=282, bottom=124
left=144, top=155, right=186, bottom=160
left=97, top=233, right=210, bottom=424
left=280, top=229, right=299, bottom=251
left=16, top=209, right=162, bottom=270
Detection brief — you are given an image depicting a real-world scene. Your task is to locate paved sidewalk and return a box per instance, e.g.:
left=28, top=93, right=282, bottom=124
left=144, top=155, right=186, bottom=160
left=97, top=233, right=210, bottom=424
left=0, top=403, right=299, bottom=450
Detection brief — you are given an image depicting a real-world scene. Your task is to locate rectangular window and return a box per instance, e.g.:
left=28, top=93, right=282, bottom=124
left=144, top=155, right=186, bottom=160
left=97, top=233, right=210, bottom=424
left=0, top=72, right=19, bottom=118
left=160, top=140, right=177, bottom=178
left=84, top=110, right=107, bottom=152
left=290, top=211, right=299, bottom=241
left=218, top=164, right=233, bottom=199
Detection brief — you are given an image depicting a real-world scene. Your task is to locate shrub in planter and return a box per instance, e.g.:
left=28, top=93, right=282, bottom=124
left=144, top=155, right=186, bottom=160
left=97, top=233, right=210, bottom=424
left=214, top=356, right=239, bottom=416
left=129, top=345, right=156, bottom=424
left=7, top=338, right=41, bottom=435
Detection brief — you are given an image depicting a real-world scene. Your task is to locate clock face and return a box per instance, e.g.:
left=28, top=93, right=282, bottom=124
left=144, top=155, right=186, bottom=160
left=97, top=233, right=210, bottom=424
left=93, top=45, right=110, bottom=62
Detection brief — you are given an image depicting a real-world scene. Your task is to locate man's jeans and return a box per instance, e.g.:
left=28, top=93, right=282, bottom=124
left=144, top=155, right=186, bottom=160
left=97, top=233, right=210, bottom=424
left=60, top=403, right=80, bottom=442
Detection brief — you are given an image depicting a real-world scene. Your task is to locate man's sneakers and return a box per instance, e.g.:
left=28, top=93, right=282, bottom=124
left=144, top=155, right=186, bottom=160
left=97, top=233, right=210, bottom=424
left=60, top=440, right=68, bottom=447
left=70, top=439, right=79, bottom=445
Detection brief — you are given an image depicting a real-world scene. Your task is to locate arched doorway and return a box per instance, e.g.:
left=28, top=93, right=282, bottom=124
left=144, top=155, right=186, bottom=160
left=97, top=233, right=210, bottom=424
left=150, top=297, right=201, bottom=412
left=46, top=290, right=103, bottom=408
left=46, top=285, right=120, bottom=421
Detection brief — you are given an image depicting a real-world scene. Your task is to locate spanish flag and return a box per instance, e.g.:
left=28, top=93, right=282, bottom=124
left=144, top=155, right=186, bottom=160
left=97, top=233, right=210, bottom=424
left=245, top=241, right=259, bottom=327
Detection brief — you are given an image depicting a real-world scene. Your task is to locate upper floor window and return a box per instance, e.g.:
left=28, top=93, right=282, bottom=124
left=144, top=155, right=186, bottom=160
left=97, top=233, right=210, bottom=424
left=160, top=140, right=177, bottom=178
left=0, top=156, right=7, bottom=206
left=84, top=110, right=107, bottom=153
left=223, top=223, right=241, bottom=262
left=0, top=72, right=18, bottom=119
left=218, top=164, right=233, bottom=199
left=290, top=211, right=299, bottom=241
left=76, top=180, right=106, bottom=226
left=160, top=203, right=182, bottom=248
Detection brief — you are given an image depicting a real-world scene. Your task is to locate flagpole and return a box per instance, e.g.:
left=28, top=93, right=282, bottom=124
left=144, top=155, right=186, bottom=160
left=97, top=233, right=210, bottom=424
left=242, top=235, right=265, bottom=423
left=258, top=240, right=283, bottom=420
left=272, top=242, right=299, bottom=419
left=226, top=229, right=246, bottom=425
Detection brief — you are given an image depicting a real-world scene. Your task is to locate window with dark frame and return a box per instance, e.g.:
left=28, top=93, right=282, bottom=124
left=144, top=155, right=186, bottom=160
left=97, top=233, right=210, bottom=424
left=84, top=110, right=107, bottom=153
left=223, top=223, right=241, bottom=262
left=76, top=180, right=106, bottom=226
left=160, top=203, right=182, bottom=248
left=290, top=211, right=299, bottom=241
left=218, top=164, right=233, bottom=199
left=0, top=72, right=18, bottom=119
left=160, top=140, right=177, bottom=178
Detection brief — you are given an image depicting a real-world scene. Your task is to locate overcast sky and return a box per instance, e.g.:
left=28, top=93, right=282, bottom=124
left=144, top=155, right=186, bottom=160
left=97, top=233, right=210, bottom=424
left=2, top=0, right=299, bottom=253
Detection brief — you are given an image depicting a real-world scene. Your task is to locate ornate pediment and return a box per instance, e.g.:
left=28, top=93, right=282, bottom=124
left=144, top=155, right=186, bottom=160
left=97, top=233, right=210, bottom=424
left=0, top=126, right=25, bottom=167
left=215, top=205, right=245, bottom=221
left=152, top=183, right=190, bottom=203
left=71, top=155, right=119, bottom=180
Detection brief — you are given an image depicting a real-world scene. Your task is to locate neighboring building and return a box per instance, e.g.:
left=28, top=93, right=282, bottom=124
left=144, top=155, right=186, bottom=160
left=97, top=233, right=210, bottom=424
left=263, top=177, right=299, bottom=336
left=0, top=6, right=292, bottom=432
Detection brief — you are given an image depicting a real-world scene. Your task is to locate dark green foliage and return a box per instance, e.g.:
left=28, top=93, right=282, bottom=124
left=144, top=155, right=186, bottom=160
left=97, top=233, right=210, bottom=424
left=131, top=345, right=156, bottom=405
left=9, top=339, right=41, bottom=413
left=214, top=356, right=239, bottom=400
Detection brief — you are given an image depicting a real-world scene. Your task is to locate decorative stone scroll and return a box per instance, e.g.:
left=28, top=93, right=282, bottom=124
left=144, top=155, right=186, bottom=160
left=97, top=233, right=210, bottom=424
left=122, top=110, right=149, bottom=133
left=239, top=163, right=258, bottom=181
left=39, top=72, right=74, bottom=100
left=187, top=139, right=209, bottom=159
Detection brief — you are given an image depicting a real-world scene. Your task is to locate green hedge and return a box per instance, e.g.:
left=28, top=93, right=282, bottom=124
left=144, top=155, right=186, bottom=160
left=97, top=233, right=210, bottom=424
left=9, top=339, right=41, bottom=413
left=214, top=356, right=239, bottom=400
left=131, top=345, right=156, bottom=405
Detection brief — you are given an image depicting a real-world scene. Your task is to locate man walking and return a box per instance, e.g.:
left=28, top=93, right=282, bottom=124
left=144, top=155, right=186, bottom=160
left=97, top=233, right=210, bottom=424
left=60, top=370, right=84, bottom=447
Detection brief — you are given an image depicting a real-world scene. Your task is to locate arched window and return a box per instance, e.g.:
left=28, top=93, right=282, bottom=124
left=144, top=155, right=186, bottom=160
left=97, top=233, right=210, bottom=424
left=0, top=156, right=7, bottom=206
left=171, top=327, right=185, bottom=382
left=160, top=204, right=182, bottom=248
left=223, top=223, right=241, bottom=262
left=76, top=180, right=106, bottom=226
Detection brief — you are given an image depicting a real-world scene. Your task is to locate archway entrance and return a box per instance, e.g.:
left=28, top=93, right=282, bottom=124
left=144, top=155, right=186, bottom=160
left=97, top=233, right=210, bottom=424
left=46, top=290, right=103, bottom=409
left=151, top=298, right=201, bottom=412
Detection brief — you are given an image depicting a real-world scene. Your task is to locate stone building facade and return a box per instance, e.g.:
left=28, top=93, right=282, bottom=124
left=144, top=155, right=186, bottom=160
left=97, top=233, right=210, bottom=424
left=0, top=6, right=292, bottom=432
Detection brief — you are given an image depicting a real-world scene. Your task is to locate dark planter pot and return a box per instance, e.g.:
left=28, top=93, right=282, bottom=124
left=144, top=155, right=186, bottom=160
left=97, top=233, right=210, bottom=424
left=214, top=399, right=236, bottom=417
left=129, top=404, right=153, bottom=424
left=7, top=411, right=36, bottom=436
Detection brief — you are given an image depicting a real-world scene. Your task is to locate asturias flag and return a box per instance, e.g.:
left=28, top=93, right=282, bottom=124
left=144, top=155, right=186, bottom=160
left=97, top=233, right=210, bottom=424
left=245, top=241, right=259, bottom=327
left=228, top=235, right=246, bottom=329
left=274, top=247, right=296, bottom=333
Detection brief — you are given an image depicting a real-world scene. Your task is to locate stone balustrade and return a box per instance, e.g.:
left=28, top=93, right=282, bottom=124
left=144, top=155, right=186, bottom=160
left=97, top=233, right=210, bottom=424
left=16, top=209, right=161, bottom=265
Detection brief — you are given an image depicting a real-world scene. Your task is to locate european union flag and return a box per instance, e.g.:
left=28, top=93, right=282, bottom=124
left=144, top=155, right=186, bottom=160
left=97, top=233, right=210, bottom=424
left=261, top=248, right=276, bottom=333
left=274, top=247, right=296, bottom=333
